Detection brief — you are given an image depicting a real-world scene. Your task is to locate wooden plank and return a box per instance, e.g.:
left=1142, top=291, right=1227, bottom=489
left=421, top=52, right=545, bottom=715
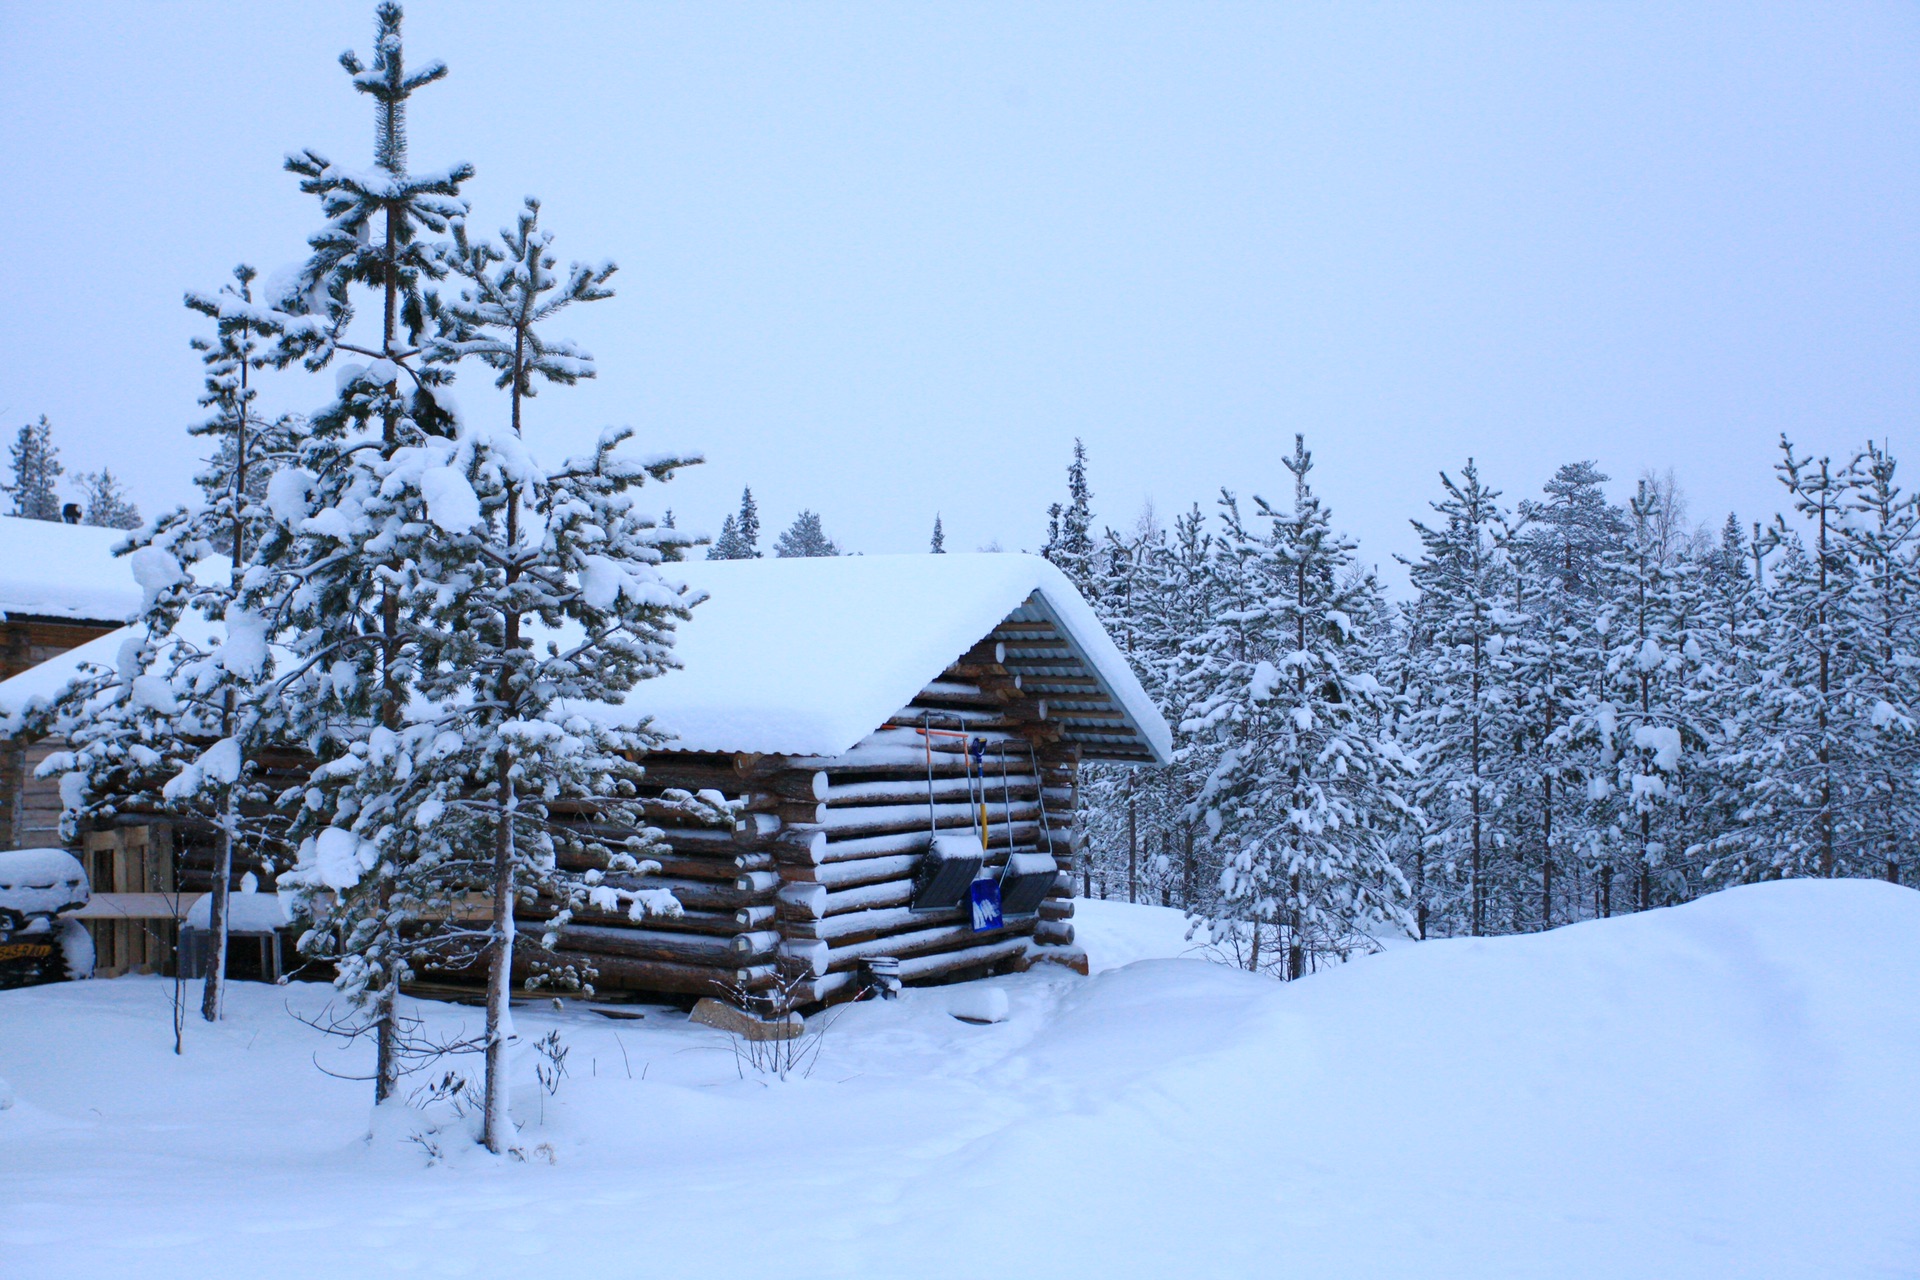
left=69, top=892, right=204, bottom=921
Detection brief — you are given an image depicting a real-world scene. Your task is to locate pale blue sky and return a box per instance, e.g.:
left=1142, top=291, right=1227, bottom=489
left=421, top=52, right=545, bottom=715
left=1, top=2, right=1914, bottom=582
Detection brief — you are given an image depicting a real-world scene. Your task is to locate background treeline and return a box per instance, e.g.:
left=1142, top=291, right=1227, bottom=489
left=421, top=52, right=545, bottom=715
left=1047, top=435, right=1917, bottom=977
left=4, top=416, right=143, bottom=529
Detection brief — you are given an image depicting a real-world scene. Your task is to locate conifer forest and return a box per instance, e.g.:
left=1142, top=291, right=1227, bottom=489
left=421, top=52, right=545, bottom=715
left=1044, top=434, right=1920, bottom=974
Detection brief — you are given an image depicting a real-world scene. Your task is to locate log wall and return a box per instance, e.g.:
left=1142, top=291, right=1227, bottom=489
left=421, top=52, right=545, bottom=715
left=0, top=615, right=123, bottom=848
left=531, top=651, right=1084, bottom=1011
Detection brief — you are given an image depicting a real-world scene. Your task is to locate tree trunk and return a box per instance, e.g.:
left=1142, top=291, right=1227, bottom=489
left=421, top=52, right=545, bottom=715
left=1126, top=772, right=1137, bottom=904
left=374, top=971, right=401, bottom=1103
left=483, top=753, right=516, bottom=1154
left=1182, top=824, right=1195, bottom=911
left=200, top=808, right=234, bottom=1021
left=1414, top=839, right=1427, bottom=941
left=1286, top=870, right=1303, bottom=981
left=1541, top=776, right=1553, bottom=930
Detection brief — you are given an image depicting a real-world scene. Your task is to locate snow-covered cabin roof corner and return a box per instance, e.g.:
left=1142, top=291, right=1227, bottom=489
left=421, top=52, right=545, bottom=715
left=591, top=552, right=1172, bottom=765
left=0, top=515, right=143, bottom=626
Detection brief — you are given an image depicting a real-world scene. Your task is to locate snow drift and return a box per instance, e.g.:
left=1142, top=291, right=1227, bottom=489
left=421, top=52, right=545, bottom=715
left=0, top=879, right=1913, bottom=1279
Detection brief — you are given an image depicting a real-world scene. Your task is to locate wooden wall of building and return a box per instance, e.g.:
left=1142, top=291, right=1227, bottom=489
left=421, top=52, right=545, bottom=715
left=521, top=646, right=1084, bottom=1011
left=0, top=615, right=120, bottom=849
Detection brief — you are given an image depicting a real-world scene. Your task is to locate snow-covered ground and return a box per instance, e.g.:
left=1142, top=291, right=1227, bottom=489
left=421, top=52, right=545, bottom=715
left=3, top=880, right=1916, bottom=1278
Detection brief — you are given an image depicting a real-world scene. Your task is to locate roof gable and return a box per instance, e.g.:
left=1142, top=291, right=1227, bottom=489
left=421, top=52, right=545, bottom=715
left=594, top=553, right=1171, bottom=763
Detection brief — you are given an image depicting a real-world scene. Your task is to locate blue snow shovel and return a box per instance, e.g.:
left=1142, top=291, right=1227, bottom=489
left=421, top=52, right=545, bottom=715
left=969, top=876, right=1003, bottom=932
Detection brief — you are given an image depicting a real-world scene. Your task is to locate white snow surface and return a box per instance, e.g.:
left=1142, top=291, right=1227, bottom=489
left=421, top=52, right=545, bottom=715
left=0, top=515, right=141, bottom=624
left=181, top=890, right=291, bottom=932
left=592, top=552, right=1172, bottom=761
left=2, top=879, right=1915, bottom=1278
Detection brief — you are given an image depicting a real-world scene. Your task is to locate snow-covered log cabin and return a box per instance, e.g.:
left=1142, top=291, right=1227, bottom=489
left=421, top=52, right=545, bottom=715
left=532, top=553, right=1170, bottom=1007
left=0, top=550, right=1171, bottom=1006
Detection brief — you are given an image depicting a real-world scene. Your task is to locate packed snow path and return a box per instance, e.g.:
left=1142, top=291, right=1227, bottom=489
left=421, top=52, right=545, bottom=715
left=2, top=883, right=1915, bottom=1278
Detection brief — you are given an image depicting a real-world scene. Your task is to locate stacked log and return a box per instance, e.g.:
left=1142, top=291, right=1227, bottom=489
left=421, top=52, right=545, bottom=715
left=522, top=658, right=1082, bottom=1010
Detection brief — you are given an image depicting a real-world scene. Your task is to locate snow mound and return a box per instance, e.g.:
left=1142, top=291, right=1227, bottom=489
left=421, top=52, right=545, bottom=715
left=948, top=985, right=1009, bottom=1024
left=0, top=879, right=1913, bottom=1279
left=1071, top=897, right=1201, bottom=972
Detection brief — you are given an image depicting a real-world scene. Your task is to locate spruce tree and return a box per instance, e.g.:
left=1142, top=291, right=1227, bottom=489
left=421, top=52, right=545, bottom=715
left=1403, top=461, right=1523, bottom=937
left=1041, top=438, right=1096, bottom=598
left=930, top=513, right=945, bottom=553
left=6, top=417, right=63, bottom=521
left=708, top=487, right=761, bottom=559
left=1183, top=438, right=1412, bottom=975
left=1514, top=462, right=1626, bottom=927
left=773, top=510, right=839, bottom=557
left=74, top=470, right=142, bottom=530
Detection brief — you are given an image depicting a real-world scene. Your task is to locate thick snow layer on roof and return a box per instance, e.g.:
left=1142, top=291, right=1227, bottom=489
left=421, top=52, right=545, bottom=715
left=0, top=552, right=1172, bottom=763
left=597, top=553, right=1171, bottom=762
left=0, top=626, right=129, bottom=727
left=0, top=516, right=142, bottom=624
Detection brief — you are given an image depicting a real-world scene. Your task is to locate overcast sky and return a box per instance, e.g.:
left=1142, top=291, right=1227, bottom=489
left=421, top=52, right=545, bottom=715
left=1, top=2, right=1914, bottom=586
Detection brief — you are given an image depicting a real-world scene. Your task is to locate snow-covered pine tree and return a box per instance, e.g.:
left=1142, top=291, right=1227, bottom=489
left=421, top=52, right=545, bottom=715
left=930, top=513, right=945, bottom=553
left=1839, top=443, right=1920, bottom=885
left=773, top=510, right=839, bottom=557
left=1154, top=504, right=1215, bottom=911
left=1040, top=438, right=1096, bottom=599
left=73, top=470, right=142, bottom=530
left=1184, top=437, right=1412, bottom=976
left=1167, top=490, right=1264, bottom=932
left=423, top=194, right=721, bottom=1151
left=6, top=417, right=63, bottom=521
left=258, top=0, right=476, bottom=1102
left=1685, top=513, right=1763, bottom=888
left=1403, top=460, right=1523, bottom=937
left=1583, top=480, right=1708, bottom=914
left=708, top=487, right=761, bottom=559
left=1514, top=462, right=1625, bottom=927
left=736, top=487, right=760, bottom=555
left=1090, top=521, right=1144, bottom=901
left=1730, top=440, right=1859, bottom=880
left=38, top=263, right=293, bottom=1024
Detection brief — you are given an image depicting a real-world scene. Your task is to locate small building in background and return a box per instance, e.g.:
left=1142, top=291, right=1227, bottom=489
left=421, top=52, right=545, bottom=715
left=0, top=516, right=171, bottom=977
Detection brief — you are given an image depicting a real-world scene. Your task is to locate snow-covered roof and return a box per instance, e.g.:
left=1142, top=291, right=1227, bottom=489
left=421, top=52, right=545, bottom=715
left=0, top=516, right=141, bottom=625
left=0, top=552, right=1172, bottom=765
left=603, top=553, right=1171, bottom=763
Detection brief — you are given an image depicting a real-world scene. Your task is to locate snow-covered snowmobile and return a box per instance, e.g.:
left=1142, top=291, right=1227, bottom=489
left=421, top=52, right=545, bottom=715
left=0, top=848, right=94, bottom=988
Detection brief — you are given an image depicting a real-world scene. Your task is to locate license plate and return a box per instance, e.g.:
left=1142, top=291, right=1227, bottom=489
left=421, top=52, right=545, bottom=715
left=0, top=942, right=55, bottom=962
